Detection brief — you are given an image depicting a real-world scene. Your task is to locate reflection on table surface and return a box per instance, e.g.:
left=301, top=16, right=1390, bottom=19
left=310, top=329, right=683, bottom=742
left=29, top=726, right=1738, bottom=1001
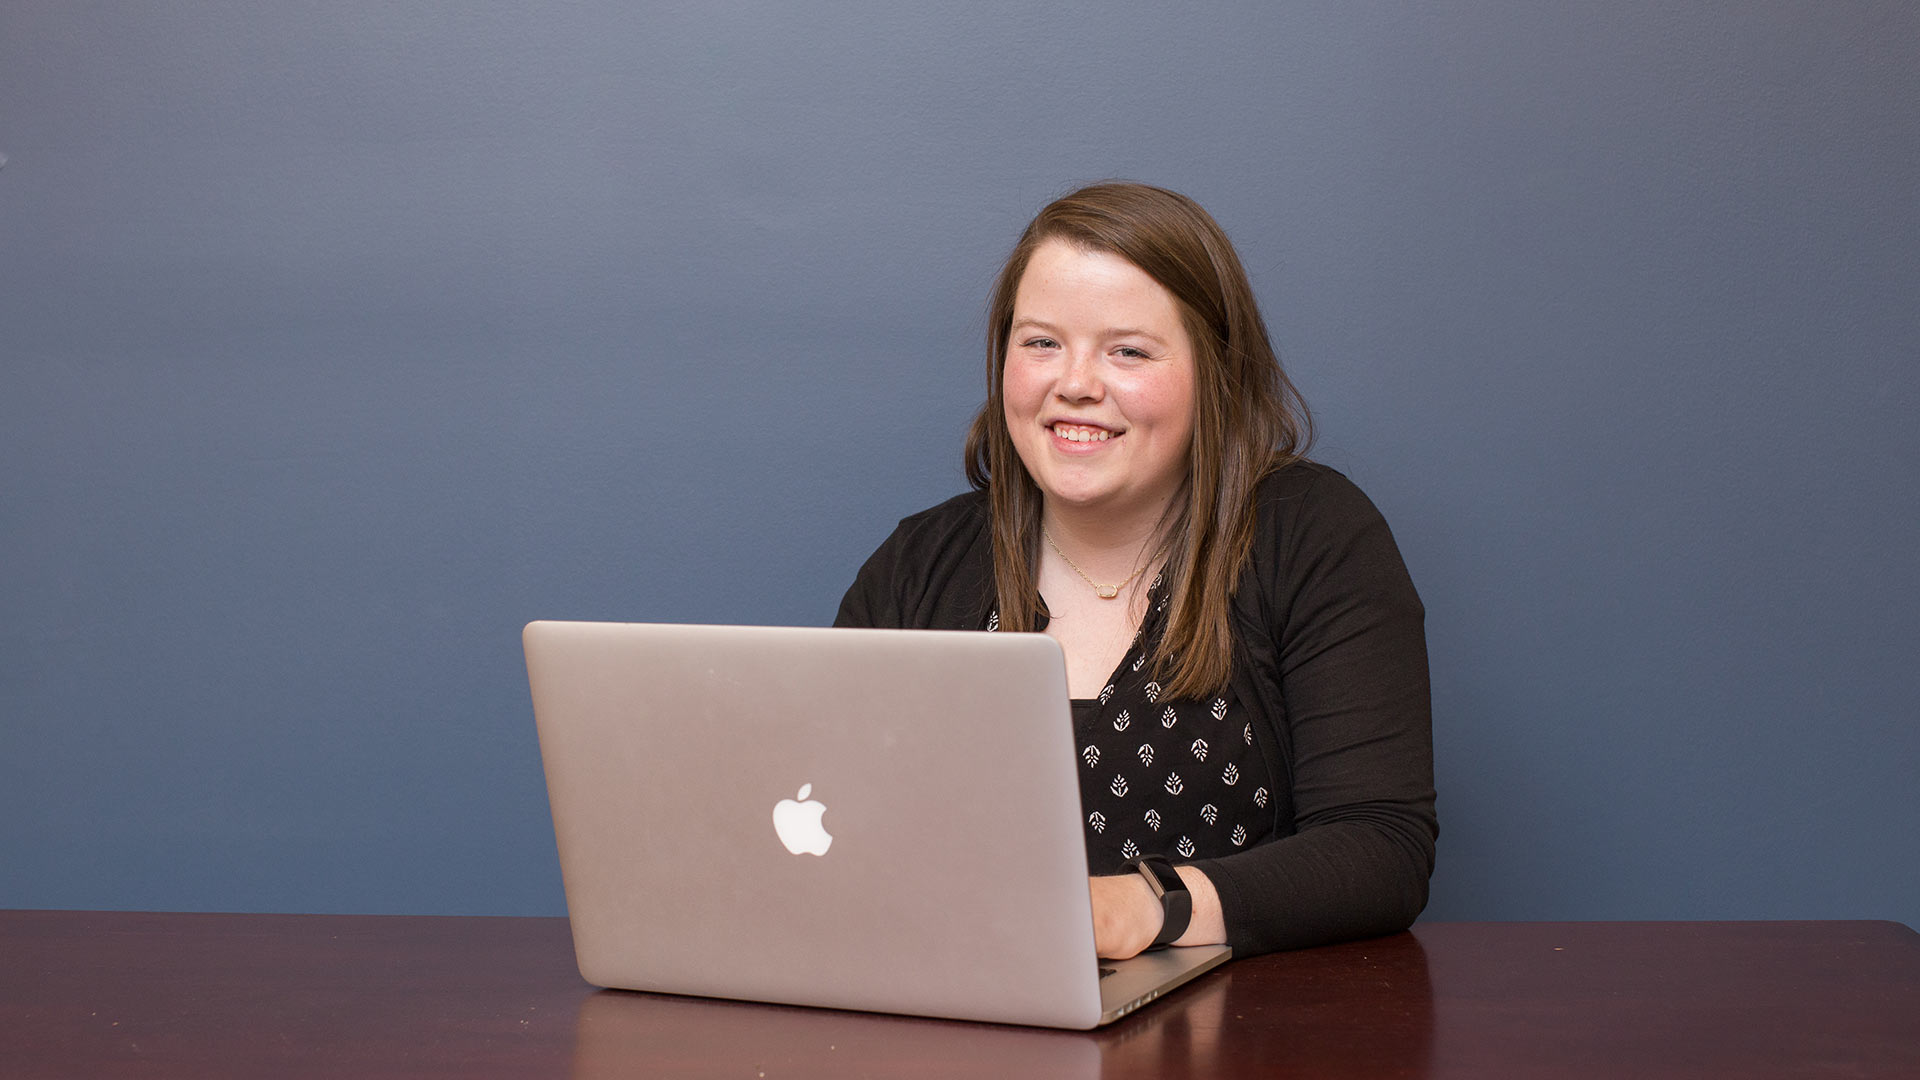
left=569, top=934, right=1434, bottom=1079
left=6, top=912, right=1917, bottom=1079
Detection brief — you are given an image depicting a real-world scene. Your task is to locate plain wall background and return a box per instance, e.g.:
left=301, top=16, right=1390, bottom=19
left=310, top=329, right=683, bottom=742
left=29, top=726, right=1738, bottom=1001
left=3, top=2, right=1915, bottom=923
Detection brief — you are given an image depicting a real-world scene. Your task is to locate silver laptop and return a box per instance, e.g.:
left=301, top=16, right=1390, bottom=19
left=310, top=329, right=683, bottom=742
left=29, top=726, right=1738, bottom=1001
left=523, top=620, right=1231, bottom=1029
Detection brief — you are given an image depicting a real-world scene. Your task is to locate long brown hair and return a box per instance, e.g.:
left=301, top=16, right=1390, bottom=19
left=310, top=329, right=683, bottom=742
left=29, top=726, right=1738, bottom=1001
left=964, top=182, right=1312, bottom=698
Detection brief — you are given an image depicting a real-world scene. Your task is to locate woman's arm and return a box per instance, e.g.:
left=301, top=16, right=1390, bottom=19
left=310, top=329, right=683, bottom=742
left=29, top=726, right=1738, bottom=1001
left=1090, top=865, right=1226, bottom=959
left=1184, top=464, right=1438, bottom=956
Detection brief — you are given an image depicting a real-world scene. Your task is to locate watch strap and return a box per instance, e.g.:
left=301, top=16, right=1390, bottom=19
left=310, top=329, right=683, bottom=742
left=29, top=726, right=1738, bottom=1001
left=1131, top=855, right=1192, bottom=948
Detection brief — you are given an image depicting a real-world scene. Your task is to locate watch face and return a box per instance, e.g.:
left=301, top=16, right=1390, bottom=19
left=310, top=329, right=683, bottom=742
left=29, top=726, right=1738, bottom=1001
left=1137, top=857, right=1183, bottom=898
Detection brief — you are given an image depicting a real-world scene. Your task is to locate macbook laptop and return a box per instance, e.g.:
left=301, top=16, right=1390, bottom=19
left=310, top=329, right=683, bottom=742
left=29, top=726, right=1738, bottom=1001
left=523, top=620, right=1231, bottom=1029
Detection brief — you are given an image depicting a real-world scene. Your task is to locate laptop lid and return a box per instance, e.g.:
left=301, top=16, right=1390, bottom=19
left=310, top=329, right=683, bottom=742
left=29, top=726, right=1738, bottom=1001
left=523, top=620, right=1228, bottom=1029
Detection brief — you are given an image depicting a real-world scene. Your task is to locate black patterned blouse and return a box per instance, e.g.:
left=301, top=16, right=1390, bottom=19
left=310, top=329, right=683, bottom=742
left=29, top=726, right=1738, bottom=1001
left=990, top=574, right=1277, bottom=876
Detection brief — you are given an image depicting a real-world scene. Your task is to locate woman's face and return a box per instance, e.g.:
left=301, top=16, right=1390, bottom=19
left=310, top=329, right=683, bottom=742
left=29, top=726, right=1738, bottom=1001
left=1003, top=238, right=1197, bottom=525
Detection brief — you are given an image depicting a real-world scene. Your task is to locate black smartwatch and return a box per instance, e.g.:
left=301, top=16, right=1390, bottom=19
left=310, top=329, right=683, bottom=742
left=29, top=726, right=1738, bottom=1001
left=1130, top=855, right=1192, bottom=949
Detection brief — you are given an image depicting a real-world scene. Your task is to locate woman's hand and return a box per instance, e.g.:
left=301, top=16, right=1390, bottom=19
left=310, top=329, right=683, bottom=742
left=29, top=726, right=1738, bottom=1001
left=1089, top=873, right=1162, bottom=959
left=1089, top=865, right=1226, bottom=959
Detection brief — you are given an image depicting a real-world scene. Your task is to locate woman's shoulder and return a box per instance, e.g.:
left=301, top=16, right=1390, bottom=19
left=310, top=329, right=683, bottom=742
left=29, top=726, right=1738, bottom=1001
left=1252, top=458, right=1388, bottom=527
left=1244, top=457, right=1421, bottom=610
left=872, top=489, right=991, bottom=559
left=893, top=488, right=990, bottom=531
left=852, top=488, right=990, bottom=580
left=838, top=489, right=993, bottom=630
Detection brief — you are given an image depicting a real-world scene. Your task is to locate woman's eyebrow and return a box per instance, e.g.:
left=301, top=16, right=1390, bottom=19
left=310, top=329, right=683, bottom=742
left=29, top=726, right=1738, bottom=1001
left=1011, top=318, right=1169, bottom=347
left=1010, top=317, right=1062, bottom=335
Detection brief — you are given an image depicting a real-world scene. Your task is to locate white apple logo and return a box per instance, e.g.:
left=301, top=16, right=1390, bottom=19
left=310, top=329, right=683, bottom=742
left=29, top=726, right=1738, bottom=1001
left=772, top=783, right=833, bottom=856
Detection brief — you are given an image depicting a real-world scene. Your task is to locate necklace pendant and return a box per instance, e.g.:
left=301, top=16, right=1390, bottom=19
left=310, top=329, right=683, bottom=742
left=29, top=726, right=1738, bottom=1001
left=1096, top=585, right=1120, bottom=599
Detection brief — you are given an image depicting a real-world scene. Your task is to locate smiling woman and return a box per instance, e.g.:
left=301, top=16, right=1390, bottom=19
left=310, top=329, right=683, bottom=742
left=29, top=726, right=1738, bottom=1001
left=1002, top=241, right=1197, bottom=545
left=835, top=182, right=1436, bottom=962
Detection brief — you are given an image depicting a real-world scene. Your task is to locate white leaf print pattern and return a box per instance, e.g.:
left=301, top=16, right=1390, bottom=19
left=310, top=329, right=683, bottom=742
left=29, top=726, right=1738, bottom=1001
left=1132, top=653, right=1147, bottom=672
left=1200, top=803, right=1219, bottom=825
left=1110, top=775, right=1129, bottom=797
left=1113, top=710, right=1131, bottom=732
left=986, top=611, right=999, bottom=632
left=1244, top=723, right=1253, bottom=745
left=1145, top=809, right=1162, bottom=831
left=1088, top=811, right=1107, bottom=834
left=1099, top=684, right=1115, bottom=704
left=1137, top=744, right=1154, bottom=767
left=1230, top=824, right=1247, bottom=847
left=1120, top=839, right=1140, bottom=860
left=1190, top=738, right=1209, bottom=761
left=1211, top=698, right=1228, bottom=721
left=1144, top=682, right=1162, bottom=703
left=1222, top=763, right=1240, bottom=786
left=1176, top=835, right=1195, bottom=858
left=1161, top=706, right=1178, bottom=728
left=1254, top=786, right=1269, bottom=809
left=1081, top=745, right=1100, bottom=767
left=1163, top=773, right=1184, bottom=795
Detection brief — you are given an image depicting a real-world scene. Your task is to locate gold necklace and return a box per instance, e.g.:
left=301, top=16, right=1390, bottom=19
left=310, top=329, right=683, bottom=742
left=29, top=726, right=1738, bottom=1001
left=1042, top=527, right=1146, bottom=600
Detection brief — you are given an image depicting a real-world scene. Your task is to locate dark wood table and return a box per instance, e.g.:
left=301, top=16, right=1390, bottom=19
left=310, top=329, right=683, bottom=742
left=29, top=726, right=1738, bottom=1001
left=3, top=911, right=1915, bottom=1078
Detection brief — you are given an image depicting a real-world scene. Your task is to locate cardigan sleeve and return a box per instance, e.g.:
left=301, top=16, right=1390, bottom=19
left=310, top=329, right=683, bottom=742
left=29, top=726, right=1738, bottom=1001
left=1189, top=464, right=1438, bottom=955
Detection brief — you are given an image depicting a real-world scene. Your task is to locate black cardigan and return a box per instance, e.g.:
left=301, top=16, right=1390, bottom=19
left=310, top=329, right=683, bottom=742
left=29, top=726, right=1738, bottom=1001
left=835, top=461, right=1438, bottom=956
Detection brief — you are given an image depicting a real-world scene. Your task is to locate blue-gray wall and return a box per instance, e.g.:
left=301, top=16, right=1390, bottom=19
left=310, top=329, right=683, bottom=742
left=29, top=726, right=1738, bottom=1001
left=3, top=3, right=1915, bottom=923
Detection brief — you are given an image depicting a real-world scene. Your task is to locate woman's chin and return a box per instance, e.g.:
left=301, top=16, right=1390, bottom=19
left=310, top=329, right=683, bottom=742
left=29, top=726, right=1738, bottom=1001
left=1038, top=485, right=1145, bottom=519
left=1034, top=479, right=1111, bottom=507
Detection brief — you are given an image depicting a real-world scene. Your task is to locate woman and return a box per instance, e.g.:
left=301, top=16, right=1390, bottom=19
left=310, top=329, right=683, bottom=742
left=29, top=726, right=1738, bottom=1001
left=836, top=182, right=1435, bottom=960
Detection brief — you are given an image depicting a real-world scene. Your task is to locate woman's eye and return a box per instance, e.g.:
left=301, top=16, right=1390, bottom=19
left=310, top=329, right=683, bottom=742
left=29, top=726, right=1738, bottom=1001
left=1022, top=337, right=1059, bottom=350
left=1115, top=346, right=1150, bottom=359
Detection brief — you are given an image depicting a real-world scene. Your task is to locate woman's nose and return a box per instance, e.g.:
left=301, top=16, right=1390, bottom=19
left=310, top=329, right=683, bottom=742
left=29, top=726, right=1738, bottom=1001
left=1057, top=349, right=1102, bottom=401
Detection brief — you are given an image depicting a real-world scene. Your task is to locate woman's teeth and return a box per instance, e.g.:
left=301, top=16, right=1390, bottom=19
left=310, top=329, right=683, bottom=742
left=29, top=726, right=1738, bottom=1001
left=1052, top=425, right=1112, bottom=443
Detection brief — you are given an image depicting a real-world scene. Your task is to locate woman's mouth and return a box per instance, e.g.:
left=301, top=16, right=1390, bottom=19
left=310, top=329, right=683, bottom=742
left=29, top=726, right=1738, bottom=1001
left=1049, top=423, right=1115, bottom=443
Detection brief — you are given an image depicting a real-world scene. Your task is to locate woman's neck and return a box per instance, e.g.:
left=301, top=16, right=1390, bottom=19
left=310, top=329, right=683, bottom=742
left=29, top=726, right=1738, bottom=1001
left=1041, top=500, right=1172, bottom=583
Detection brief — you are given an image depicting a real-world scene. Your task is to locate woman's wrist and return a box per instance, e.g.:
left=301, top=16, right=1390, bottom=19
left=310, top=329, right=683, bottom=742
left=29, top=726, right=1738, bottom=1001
left=1090, top=872, right=1164, bottom=959
left=1090, top=864, right=1226, bottom=958
left=1171, top=864, right=1225, bottom=947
